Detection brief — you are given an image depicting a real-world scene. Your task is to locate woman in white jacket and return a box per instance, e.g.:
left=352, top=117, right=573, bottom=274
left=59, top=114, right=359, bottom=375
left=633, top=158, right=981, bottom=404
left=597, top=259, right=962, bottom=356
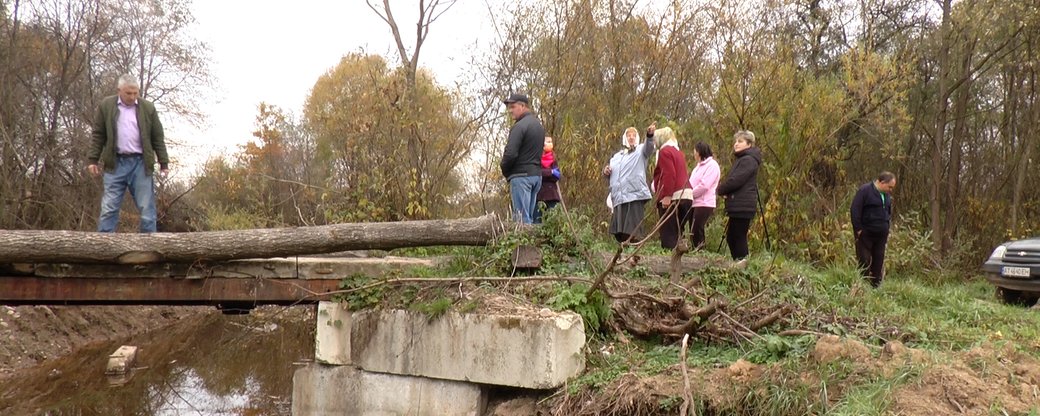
left=603, top=124, right=657, bottom=243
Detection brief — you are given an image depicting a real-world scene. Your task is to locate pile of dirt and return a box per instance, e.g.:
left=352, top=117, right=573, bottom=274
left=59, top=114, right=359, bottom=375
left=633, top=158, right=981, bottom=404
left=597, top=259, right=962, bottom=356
left=811, top=334, right=873, bottom=363
left=0, top=305, right=205, bottom=380
left=550, top=373, right=685, bottom=416
left=891, top=345, right=1040, bottom=415
left=540, top=336, right=1040, bottom=416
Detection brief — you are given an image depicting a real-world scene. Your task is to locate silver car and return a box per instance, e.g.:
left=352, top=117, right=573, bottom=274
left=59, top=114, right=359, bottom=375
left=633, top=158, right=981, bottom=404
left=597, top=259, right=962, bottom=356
left=983, top=238, right=1040, bottom=305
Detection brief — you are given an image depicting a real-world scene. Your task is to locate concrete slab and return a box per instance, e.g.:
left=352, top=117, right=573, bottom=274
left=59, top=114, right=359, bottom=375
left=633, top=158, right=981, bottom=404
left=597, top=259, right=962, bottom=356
left=315, top=303, right=586, bottom=389
left=30, top=256, right=440, bottom=279
left=314, top=302, right=350, bottom=365
left=512, top=245, right=542, bottom=270
left=105, top=345, right=138, bottom=375
left=292, top=363, right=486, bottom=416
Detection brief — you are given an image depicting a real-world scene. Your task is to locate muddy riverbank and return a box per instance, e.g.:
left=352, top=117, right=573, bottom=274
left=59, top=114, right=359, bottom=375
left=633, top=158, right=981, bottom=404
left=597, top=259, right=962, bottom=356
left=0, top=305, right=204, bottom=379
left=0, top=306, right=315, bottom=415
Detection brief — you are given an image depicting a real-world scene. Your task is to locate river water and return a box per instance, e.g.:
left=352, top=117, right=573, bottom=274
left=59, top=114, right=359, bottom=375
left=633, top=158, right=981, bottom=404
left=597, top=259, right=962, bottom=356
left=0, top=307, right=315, bottom=416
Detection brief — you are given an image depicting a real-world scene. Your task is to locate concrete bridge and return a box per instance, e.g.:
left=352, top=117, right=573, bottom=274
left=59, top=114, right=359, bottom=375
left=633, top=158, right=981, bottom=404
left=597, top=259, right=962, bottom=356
left=0, top=255, right=588, bottom=415
left=0, top=256, right=437, bottom=311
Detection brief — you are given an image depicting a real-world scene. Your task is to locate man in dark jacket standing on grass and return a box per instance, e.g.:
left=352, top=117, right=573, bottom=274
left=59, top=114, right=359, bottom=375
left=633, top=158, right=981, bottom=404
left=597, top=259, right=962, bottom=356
left=500, top=93, right=545, bottom=224
left=850, top=172, right=897, bottom=287
left=87, top=74, right=170, bottom=233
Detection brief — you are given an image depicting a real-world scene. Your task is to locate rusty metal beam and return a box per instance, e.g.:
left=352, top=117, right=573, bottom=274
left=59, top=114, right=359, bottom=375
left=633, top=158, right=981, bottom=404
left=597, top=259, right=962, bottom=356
left=0, top=276, right=341, bottom=307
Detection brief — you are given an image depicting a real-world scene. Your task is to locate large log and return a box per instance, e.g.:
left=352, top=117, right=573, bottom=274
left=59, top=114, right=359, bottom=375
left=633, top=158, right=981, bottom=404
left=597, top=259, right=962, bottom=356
left=0, top=214, right=506, bottom=264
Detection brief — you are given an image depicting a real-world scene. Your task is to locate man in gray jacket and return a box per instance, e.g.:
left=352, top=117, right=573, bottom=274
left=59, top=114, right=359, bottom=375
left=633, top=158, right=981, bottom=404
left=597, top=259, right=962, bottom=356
left=500, top=93, right=545, bottom=224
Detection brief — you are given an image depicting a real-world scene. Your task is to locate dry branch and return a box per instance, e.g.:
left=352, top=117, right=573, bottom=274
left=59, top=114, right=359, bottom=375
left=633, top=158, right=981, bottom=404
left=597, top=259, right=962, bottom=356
left=750, top=304, right=793, bottom=331
left=679, top=333, right=696, bottom=416
left=778, top=329, right=828, bottom=337
left=661, top=300, right=724, bottom=336
left=589, top=245, right=623, bottom=295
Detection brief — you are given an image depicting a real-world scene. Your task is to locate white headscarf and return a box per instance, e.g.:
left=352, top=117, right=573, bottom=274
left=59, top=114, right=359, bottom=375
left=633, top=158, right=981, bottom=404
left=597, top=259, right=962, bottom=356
left=621, top=129, right=641, bottom=152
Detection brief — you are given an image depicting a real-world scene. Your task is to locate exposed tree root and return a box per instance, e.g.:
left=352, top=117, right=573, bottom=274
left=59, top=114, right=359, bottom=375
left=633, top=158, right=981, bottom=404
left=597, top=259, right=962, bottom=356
left=611, top=284, right=794, bottom=343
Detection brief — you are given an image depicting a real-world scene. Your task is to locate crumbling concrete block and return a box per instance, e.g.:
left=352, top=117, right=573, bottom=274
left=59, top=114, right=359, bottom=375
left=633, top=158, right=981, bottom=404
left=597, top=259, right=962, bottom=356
left=315, top=303, right=586, bottom=389
left=314, top=302, right=350, bottom=365
left=105, top=345, right=138, bottom=375
left=292, top=363, right=485, bottom=416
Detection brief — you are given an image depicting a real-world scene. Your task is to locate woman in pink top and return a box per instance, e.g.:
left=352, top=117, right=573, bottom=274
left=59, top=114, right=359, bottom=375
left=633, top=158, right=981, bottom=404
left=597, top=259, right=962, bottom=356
left=688, top=142, right=720, bottom=250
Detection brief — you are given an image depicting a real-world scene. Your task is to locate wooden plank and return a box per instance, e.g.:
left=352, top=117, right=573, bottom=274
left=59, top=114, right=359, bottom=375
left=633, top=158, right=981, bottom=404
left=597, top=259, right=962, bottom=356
left=30, top=257, right=441, bottom=279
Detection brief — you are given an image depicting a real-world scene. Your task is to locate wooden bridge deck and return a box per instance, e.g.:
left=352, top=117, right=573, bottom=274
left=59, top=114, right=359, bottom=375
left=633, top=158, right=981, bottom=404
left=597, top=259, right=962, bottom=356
left=0, top=257, right=437, bottom=310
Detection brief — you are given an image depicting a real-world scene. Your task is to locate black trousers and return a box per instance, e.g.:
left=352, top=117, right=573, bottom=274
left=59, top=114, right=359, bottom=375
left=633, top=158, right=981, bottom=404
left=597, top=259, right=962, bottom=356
left=856, top=230, right=889, bottom=287
left=657, top=200, right=693, bottom=250
left=690, top=207, right=714, bottom=249
left=726, top=216, right=753, bottom=260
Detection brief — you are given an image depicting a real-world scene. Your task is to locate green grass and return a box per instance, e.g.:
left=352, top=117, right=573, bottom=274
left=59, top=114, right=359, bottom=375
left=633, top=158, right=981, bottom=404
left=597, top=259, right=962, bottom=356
left=553, top=247, right=1040, bottom=414
left=789, top=261, right=1040, bottom=353
left=824, top=365, right=919, bottom=416
left=344, top=218, right=1040, bottom=414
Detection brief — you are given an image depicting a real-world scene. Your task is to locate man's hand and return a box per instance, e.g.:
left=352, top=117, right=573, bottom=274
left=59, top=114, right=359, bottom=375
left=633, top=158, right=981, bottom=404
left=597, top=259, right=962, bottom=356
left=159, top=168, right=170, bottom=178
left=660, top=196, right=672, bottom=207
left=87, top=164, right=101, bottom=177
left=647, top=122, right=656, bottom=137
left=602, top=165, right=612, bottom=177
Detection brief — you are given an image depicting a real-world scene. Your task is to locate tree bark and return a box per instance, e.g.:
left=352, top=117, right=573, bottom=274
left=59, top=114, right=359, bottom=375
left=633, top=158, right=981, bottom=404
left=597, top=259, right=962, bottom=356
left=1012, top=60, right=1037, bottom=237
left=0, top=214, right=507, bottom=264
left=930, top=0, right=952, bottom=252
left=1005, top=62, right=1021, bottom=236
left=945, top=65, right=973, bottom=251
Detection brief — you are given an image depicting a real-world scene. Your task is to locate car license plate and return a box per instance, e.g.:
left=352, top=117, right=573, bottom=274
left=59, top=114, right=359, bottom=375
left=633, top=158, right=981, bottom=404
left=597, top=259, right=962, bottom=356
left=1002, top=266, right=1031, bottom=278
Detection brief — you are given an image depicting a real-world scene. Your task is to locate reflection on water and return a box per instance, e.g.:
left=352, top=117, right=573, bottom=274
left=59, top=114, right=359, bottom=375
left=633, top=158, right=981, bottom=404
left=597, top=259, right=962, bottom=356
left=0, top=307, right=315, bottom=416
left=149, top=369, right=258, bottom=415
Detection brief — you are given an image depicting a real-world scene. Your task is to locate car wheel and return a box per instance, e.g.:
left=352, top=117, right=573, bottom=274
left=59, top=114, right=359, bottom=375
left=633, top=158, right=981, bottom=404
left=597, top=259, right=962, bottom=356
left=996, top=287, right=1039, bottom=306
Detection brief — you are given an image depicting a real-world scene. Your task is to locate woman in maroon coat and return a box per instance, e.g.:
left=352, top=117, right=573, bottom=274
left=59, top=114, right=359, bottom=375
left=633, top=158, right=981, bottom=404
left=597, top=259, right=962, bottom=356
left=535, top=136, right=561, bottom=223
left=651, top=127, right=693, bottom=250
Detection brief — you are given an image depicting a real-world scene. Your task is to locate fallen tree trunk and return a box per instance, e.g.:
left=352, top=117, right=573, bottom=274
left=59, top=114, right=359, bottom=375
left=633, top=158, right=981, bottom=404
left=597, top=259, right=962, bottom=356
left=0, top=214, right=507, bottom=264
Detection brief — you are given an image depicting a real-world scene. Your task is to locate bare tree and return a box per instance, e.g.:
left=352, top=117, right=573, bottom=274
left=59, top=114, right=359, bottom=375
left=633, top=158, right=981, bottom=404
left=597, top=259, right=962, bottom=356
left=365, top=0, right=457, bottom=88
left=0, top=0, right=211, bottom=231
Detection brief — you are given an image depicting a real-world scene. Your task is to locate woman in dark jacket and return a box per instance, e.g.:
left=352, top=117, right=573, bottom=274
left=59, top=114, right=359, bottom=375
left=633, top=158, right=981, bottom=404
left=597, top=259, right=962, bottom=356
left=717, top=130, right=762, bottom=261
left=535, top=136, right=561, bottom=223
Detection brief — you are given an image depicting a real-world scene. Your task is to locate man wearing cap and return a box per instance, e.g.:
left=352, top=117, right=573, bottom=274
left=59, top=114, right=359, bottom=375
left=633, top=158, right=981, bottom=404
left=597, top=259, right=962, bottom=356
left=501, top=93, right=545, bottom=224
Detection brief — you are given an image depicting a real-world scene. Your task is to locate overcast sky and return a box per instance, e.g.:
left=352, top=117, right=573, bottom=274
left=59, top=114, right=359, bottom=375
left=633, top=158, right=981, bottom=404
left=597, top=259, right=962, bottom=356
left=167, top=0, right=495, bottom=176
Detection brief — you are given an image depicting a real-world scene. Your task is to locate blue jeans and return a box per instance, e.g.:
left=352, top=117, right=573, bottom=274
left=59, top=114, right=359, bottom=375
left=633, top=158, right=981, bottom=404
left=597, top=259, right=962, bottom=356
left=98, top=155, right=157, bottom=233
left=508, top=176, right=541, bottom=224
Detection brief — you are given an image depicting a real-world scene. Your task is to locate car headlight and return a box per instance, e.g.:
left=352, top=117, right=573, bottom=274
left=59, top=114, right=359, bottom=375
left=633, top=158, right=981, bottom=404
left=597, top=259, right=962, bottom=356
left=989, top=245, right=1007, bottom=261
